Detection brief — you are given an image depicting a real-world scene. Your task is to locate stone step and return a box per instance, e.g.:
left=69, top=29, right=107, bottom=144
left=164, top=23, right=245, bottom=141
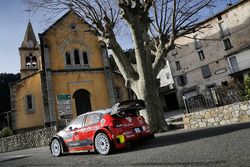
left=168, top=122, right=184, bottom=130
left=165, top=115, right=184, bottom=130
left=167, top=121, right=184, bottom=126
left=165, top=114, right=184, bottom=122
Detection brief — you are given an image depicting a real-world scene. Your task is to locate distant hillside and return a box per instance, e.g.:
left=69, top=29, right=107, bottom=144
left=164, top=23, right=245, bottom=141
left=0, top=73, right=20, bottom=129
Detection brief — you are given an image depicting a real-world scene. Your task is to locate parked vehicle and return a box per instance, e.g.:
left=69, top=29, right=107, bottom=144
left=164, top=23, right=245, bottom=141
left=50, top=100, right=154, bottom=156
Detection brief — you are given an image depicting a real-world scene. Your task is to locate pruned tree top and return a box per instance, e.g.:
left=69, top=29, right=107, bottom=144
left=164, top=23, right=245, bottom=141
left=24, top=0, right=214, bottom=78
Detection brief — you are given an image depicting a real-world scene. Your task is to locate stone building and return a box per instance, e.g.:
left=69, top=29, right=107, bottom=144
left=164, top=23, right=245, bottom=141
left=10, top=10, right=128, bottom=131
left=157, top=60, right=177, bottom=112
left=165, top=0, right=250, bottom=108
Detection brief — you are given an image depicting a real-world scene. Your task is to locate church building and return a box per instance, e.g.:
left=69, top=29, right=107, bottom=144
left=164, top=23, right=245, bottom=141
left=10, top=10, right=128, bottom=131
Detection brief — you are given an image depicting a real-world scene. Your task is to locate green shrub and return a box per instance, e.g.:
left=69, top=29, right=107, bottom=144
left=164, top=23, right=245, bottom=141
left=243, top=77, right=250, bottom=101
left=1, top=127, right=13, bottom=137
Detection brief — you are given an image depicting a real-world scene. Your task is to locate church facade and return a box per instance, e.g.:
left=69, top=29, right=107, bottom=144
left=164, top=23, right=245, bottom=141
left=10, top=10, right=129, bottom=131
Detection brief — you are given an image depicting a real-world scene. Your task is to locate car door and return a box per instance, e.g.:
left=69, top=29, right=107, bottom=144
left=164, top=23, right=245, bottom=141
left=72, top=114, right=94, bottom=151
left=64, top=115, right=85, bottom=151
left=67, top=113, right=102, bottom=151
left=80, top=113, right=102, bottom=144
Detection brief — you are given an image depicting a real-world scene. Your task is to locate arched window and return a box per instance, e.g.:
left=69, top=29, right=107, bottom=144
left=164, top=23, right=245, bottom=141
left=74, top=49, right=80, bottom=65
left=65, top=52, right=71, bottom=65
left=83, top=52, right=89, bottom=65
left=32, top=56, right=37, bottom=67
left=26, top=56, right=31, bottom=68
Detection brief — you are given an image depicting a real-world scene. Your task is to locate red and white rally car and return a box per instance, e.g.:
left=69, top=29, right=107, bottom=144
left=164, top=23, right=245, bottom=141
left=50, top=100, right=154, bottom=156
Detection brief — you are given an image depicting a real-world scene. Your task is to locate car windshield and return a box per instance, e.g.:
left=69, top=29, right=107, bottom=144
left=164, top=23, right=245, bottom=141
left=65, top=115, right=84, bottom=131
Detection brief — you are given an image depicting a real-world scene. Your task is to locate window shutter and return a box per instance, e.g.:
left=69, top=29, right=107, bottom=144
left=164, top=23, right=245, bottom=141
left=176, top=75, right=187, bottom=86
left=201, top=65, right=211, bottom=78
left=229, top=56, right=239, bottom=73
left=223, top=38, right=232, bottom=50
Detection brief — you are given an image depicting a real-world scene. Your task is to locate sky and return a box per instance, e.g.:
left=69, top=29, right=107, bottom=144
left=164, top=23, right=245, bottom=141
left=0, top=0, right=239, bottom=74
left=0, top=0, right=43, bottom=74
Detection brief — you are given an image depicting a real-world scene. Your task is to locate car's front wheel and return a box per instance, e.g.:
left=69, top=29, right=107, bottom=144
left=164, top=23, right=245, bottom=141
left=94, top=132, right=113, bottom=155
left=50, top=138, right=62, bottom=157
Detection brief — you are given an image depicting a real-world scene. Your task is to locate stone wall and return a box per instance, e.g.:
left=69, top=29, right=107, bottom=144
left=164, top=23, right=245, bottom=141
left=0, top=127, right=56, bottom=153
left=184, top=100, right=250, bottom=129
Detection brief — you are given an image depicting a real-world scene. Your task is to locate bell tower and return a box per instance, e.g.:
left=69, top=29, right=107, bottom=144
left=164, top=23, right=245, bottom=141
left=19, top=21, right=41, bottom=78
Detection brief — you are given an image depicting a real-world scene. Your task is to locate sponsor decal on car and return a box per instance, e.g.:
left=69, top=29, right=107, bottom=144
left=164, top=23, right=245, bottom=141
left=100, top=119, right=106, bottom=126
left=63, top=132, right=73, bottom=140
left=137, top=117, right=144, bottom=124
left=123, top=131, right=133, bottom=135
left=123, top=130, right=136, bottom=138
left=125, top=134, right=135, bottom=138
left=116, top=135, right=125, bottom=144
left=123, top=123, right=134, bottom=127
left=125, top=117, right=132, bottom=123
left=67, top=139, right=92, bottom=148
left=80, top=126, right=99, bottom=132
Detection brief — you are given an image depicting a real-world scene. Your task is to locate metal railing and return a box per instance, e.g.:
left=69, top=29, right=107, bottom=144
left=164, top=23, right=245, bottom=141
left=184, top=87, right=243, bottom=113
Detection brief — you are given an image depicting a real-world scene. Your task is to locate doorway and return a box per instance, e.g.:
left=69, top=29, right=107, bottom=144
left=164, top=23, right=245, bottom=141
left=164, top=92, right=179, bottom=111
left=73, top=89, right=92, bottom=116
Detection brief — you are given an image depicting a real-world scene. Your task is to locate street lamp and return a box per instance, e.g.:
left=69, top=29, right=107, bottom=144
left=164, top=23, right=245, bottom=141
left=0, top=111, right=11, bottom=128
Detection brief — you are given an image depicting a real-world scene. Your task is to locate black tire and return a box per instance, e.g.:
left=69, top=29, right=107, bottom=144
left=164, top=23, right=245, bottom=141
left=50, top=138, right=62, bottom=157
left=94, top=132, right=113, bottom=155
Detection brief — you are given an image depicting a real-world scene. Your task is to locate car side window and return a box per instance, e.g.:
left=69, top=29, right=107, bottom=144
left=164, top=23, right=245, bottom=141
left=84, top=113, right=102, bottom=127
left=66, top=115, right=84, bottom=131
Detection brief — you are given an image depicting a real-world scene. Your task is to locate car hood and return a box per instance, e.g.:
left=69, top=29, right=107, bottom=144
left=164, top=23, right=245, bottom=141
left=110, top=100, right=145, bottom=115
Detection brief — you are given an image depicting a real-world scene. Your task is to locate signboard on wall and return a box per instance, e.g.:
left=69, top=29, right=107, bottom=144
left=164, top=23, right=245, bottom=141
left=57, top=94, right=73, bottom=119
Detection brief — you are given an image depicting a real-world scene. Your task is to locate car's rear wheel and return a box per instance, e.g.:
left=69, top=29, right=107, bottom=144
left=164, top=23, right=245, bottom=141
left=50, top=138, right=62, bottom=157
left=94, top=132, right=113, bottom=155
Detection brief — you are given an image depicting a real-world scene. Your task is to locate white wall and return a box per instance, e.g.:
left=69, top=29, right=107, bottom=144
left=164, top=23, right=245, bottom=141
left=235, top=49, right=250, bottom=71
left=157, top=60, right=174, bottom=87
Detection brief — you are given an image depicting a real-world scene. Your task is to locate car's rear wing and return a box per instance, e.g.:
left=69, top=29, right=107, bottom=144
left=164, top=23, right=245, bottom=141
left=110, top=100, right=145, bottom=116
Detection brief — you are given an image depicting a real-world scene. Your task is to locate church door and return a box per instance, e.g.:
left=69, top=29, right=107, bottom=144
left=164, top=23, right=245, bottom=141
left=73, top=89, right=92, bottom=116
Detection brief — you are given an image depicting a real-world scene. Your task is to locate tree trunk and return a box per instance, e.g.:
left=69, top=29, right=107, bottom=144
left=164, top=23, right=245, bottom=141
left=123, top=11, right=168, bottom=133
left=132, top=78, right=168, bottom=133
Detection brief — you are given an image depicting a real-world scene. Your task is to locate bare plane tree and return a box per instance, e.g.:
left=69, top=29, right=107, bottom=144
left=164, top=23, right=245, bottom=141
left=25, top=0, right=215, bottom=132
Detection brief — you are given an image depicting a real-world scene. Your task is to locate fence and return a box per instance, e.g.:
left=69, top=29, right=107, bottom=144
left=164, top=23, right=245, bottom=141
left=185, top=86, right=243, bottom=113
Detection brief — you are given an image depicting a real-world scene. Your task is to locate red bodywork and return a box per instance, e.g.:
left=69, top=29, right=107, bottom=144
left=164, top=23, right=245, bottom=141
left=53, top=100, right=153, bottom=154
